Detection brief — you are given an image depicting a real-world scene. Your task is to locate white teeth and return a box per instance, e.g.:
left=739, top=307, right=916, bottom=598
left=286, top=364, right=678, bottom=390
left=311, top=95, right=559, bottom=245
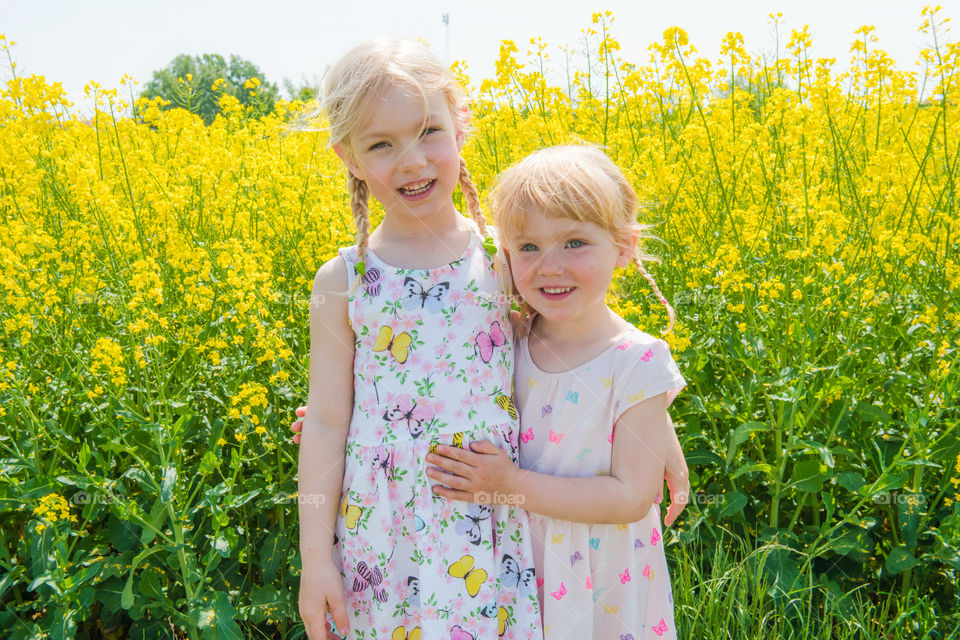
left=543, top=287, right=573, bottom=294
left=400, top=180, right=433, bottom=195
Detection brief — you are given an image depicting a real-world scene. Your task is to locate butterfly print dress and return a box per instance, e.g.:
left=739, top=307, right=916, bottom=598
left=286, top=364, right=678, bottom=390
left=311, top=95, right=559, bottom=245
left=516, top=328, right=686, bottom=640
left=332, top=226, right=542, bottom=640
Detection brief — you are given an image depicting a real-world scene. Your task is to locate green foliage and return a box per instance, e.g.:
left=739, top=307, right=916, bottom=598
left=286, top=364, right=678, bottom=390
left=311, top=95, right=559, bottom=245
left=139, top=53, right=280, bottom=125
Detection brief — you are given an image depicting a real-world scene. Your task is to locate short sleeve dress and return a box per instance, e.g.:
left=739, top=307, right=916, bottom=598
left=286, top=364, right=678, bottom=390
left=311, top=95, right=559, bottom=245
left=515, top=327, right=685, bottom=640
left=331, top=224, right=542, bottom=640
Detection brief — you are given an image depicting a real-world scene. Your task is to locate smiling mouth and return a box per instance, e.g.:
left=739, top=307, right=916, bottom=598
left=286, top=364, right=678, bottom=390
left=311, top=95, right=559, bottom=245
left=398, top=179, right=435, bottom=196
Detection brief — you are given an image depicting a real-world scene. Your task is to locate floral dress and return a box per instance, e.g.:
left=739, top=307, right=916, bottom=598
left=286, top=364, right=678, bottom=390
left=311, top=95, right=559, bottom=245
left=331, top=225, right=542, bottom=640
left=516, top=328, right=685, bottom=640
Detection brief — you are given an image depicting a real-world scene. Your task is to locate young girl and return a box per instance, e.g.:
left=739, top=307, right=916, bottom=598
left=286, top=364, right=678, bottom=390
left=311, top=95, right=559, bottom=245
left=425, top=145, right=686, bottom=639
left=296, top=39, right=541, bottom=640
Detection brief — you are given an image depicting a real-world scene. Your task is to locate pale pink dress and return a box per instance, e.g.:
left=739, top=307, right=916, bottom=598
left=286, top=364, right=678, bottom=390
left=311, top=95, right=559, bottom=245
left=516, top=327, right=685, bottom=640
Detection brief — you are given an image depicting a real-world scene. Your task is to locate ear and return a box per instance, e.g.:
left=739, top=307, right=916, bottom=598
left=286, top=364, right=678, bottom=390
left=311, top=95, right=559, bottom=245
left=454, top=104, right=470, bottom=151
left=333, top=143, right=365, bottom=181
left=615, top=230, right=639, bottom=268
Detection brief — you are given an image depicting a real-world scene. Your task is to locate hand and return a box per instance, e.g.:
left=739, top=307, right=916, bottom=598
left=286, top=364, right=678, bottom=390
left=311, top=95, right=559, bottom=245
left=660, top=428, right=690, bottom=528
left=425, top=440, right=521, bottom=503
left=299, top=561, right=349, bottom=639
left=291, top=405, right=307, bottom=444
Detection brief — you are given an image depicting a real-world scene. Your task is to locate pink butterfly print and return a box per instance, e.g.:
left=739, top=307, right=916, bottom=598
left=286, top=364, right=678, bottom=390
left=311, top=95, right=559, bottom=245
left=474, top=321, right=506, bottom=363
left=640, top=348, right=654, bottom=362
left=449, top=625, right=476, bottom=640
left=617, top=339, right=634, bottom=350
left=520, top=426, right=535, bottom=443
left=361, top=266, right=383, bottom=297
left=536, top=577, right=545, bottom=589
left=651, top=527, right=661, bottom=546
left=619, top=568, right=631, bottom=584
left=383, top=394, right=434, bottom=438
left=550, top=581, right=567, bottom=600
left=585, top=576, right=592, bottom=589
left=652, top=618, right=669, bottom=636
left=607, top=431, right=614, bottom=443
left=352, top=561, right=387, bottom=602
left=371, top=446, right=391, bottom=477
left=500, top=426, right=519, bottom=450
left=570, top=551, right=583, bottom=566
left=548, top=429, right=564, bottom=443
left=642, top=564, right=651, bottom=579
left=541, top=404, right=553, bottom=418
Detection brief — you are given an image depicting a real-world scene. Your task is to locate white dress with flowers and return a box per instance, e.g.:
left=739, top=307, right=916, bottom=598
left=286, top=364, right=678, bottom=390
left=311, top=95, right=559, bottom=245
left=516, top=328, right=685, bottom=640
left=330, top=224, right=542, bottom=640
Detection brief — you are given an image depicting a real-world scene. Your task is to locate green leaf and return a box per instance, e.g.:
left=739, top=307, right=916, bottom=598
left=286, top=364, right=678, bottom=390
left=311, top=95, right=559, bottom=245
left=897, top=493, right=923, bottom=549
left=731, top=462, right=773, bottom=480
left=259, top=529, right=285, bottom=583
left=194, top=592, right=243, bottom=640
left=885, top=546, right=919, bottom=574
left=160, top=466, right=177, bottom=503
left=121, top=571, right=135, bottom=609
left=725, top=421, right=766, bottom=468
left=791, top=459, right=828, bottom=493
left=718, top=491, right=748, bottom=518
left=837, top=471, right=864, bottom=492
left=141, top=497, right=168, bottom=545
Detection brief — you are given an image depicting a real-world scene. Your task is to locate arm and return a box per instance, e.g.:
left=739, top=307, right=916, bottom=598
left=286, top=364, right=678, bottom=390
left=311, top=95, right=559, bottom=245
left=298, top=258, right=354, bottom=639
left=427, top=393, right=673, bottom=525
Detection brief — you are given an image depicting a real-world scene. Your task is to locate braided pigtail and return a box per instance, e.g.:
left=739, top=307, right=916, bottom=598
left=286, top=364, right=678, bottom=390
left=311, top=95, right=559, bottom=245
left=348, top=171, right=371, bottom=294
left=459, top=157, right=487, bottom=236
left=632, top=254, right=676, bottom=334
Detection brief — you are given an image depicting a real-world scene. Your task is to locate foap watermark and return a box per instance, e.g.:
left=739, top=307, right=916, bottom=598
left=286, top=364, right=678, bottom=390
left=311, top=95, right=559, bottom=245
left=276, top=491, right=327, bottom=506
left=71, top=489, right=118, bottom=506
left=474, top=491, right=525, bottom=506
left=871, top=491, right=928, bottom=506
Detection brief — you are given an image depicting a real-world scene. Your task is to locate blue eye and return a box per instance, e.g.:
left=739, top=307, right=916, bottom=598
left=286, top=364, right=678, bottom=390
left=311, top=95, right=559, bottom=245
left=567, top=239, right=586, bottom=248
left=518, top=243, right=538, bottom=252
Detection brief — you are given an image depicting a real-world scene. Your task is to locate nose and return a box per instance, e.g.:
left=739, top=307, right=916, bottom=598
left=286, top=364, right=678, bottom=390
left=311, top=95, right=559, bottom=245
left=398, top=141, right=427, bottom=173
left=536, top=246, right=564, bottom=276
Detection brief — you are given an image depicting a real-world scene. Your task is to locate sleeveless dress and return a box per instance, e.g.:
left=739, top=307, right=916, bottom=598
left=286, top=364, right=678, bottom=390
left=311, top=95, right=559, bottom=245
left=331, top=225, right=542, bottom=640
left=515, top=327, right=685, bottom=640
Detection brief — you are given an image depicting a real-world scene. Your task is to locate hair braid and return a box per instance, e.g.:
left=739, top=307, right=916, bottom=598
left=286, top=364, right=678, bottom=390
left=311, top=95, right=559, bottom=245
left=348, top=171, right=371, bottom=292
left=458, top=157, right=488, bottom=237
left=632, top=255, right=676, bottom=334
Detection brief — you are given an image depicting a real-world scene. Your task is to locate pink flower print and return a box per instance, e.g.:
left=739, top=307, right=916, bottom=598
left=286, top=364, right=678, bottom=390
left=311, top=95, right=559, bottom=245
left=450, top=308, right=466, bottom=326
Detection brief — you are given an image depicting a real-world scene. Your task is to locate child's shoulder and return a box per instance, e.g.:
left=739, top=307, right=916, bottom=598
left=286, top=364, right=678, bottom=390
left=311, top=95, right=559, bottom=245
left=610, top=326, right=672, bottom=364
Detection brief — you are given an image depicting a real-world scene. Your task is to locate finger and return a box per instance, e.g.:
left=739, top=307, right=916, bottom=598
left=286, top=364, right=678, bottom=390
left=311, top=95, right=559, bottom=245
left=432, top=484, right=478, bottom=503
left=468, top=439, right=503, bottom=454
left=296, top=406, right=307, bottom=417
left=433, top=444, right=479, bottom=467
left=427, top=467, right=472, bottom=490
left=292, top=421, right=303, bottom=433
left=664, top=488, right=689, bottom=528
left=293, top=433, right=301, bottom=445
left=425, top=452, right=475, bottom=477
left=329, top=592, right=350, bottom=637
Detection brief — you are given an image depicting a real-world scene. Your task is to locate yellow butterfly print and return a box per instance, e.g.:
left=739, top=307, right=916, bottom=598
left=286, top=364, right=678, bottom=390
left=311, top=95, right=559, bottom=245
left=429, top=432, right=464, bottom=455
left=339, top=494, right=363, bottom=530
left=373, top=325, right=412, bottom=364
left=497, top=606, right=508, bottom=636
left=601, top=376, right=613, bottom=388
left=551, top=534, right=564, bottom=544
left=448, top=554, right=487, bottom=597
left=627, top=391, right=645, bottom=404
left=496, top=394, right=519, bottom=420
left=603, top=605, right=618, bottom=614
left=615, top=523, right=628, bottom=531
left=527, top=376, right=538, bottom=388
left=391, top=626, right=421, bottom=640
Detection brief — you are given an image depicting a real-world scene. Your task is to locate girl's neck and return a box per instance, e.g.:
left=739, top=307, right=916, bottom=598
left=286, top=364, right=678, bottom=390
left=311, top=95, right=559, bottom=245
left=368, top=205, right=473, bottom=269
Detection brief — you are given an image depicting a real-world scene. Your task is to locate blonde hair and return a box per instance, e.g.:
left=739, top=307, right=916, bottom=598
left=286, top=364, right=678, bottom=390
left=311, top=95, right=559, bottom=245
left=311, top=38, right=491, bottom=275
left=489, top=145, right=675, bottom=333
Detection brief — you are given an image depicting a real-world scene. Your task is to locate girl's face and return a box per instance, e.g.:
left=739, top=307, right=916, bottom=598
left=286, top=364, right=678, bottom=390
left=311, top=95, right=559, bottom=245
left=506, top=207, right=633, bottom=331
left=335, top=85, right=464, bottom=224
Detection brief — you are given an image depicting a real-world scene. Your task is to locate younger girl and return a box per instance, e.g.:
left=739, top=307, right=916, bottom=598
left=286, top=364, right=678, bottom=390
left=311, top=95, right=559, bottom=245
left=426, top=146, right=686, bottom=639
left=297, top=39, right=541, bottom=639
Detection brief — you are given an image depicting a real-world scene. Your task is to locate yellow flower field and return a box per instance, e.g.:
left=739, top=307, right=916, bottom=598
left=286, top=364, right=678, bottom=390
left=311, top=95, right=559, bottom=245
left=0, top=9, right=957, bottom=639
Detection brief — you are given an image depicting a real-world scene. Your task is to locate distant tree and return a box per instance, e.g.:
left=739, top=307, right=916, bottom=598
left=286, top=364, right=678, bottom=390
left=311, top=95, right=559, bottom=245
left=139, top=53, right=280, bottom=124
left=282, top=75, right=322, bottom=103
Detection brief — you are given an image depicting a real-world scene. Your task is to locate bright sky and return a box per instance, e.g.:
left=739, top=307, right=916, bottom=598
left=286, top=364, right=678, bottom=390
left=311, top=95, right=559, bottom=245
left=1, top=0, right=950, bottom=113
